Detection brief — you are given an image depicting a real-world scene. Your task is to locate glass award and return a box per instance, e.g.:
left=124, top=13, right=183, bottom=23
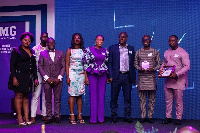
left=142, top=60, right=149, bottom=70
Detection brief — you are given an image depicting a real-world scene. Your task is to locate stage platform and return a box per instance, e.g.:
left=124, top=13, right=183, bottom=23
left=0, top=113, right=199, bottom=133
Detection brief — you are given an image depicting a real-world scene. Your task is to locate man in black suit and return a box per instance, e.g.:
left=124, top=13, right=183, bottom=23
left=108, top=32, right=136, bottom=123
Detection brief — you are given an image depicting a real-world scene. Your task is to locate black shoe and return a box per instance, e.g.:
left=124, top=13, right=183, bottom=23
left=45, top=119, right=53, bottom=124
left=139, top=118, right=146, bottom=123
left=174, top=119, right=182, bottom=125
left=55, top=117, right=60, bottom=123
left=162, top=117, right=172, bottom=124
left=42, top=116, right=47, bottom=121
left=111, top=118, right=117, bottom=123
left=147, top=118, right=153, bottom=123
left=124, top=118, right=133, bottom=123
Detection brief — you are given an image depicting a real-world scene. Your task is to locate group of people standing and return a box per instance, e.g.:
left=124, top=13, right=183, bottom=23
left=8, top=31, right=190, bottom=126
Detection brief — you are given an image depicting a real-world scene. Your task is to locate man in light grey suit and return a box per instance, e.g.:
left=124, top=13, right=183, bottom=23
left=38, top=37, right=65, bottom=124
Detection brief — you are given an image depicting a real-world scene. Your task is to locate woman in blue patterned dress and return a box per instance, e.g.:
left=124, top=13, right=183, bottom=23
left=82, top=35, right=109, bottom=124
left=65, top=33, right=88, bottom=124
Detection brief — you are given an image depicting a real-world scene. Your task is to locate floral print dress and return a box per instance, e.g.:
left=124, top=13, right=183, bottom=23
left=68, top=49, right=85, bottom=96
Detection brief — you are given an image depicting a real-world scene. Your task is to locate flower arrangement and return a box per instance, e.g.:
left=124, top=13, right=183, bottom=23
left=134, top=121, right=177, bottom=133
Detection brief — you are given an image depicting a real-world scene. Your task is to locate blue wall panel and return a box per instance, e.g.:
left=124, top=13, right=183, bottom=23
left=55, top=0, right=200, bottom=119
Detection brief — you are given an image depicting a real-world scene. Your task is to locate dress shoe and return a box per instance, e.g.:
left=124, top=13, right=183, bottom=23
left=174, top=119, right=182, bottom=125
left=140, top=118, right=146, bottom=123
left=162, top=117, right=172, bottom=124
left=147, top=118, right=153, bottom=123
left=55, top=117, right=60, bottom=123
left=111, top=118, right=117, bottom=123
left=45, top=119, right=53, bottom=124
left=124, top=118, right=133, bottom=123
left=30, top=117, right=35, bottom=124
left=42, top=116, right=47, bottom=121
left=99, top=122, right=104, bottom=124
left=90, top=122, right=96, bottom=124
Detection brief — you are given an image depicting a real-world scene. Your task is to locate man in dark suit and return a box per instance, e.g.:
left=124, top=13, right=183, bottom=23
left=108, top=32, right=136, bottom=123
left=38, top=37, right=65, bottom=124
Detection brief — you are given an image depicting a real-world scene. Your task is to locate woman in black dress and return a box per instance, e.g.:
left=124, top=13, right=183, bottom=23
left=9, top=32, right=39, bottom=125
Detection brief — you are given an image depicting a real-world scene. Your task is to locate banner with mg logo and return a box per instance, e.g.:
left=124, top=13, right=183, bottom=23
left=0, top=21, right=26, bottom=113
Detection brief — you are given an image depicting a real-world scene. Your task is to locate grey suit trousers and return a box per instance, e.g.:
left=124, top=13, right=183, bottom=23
left=43, top=82, right=63, bottom=119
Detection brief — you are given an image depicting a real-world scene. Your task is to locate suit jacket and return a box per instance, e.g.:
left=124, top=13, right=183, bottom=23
left=108, top=44, right=136, bottom=82
left=9, top=45, right=38, bottom=92
left=38, top=49, right=65, bottom=84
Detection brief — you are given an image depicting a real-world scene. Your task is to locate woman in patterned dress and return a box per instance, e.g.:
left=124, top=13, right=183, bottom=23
left=82, top=35, right=109, bottom=124
left=65, top=33, right=88, bottom=124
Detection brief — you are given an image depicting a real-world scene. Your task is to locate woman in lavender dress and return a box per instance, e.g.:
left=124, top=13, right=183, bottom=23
left=82, top=35, right=109, bottom=124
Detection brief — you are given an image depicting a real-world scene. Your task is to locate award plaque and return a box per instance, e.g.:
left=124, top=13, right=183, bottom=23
left=142, top=60, right=149, bottom=70
left=158, top=66, right=176, bottom=78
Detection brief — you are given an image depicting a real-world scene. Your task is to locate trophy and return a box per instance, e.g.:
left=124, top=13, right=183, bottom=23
left=142, top=60, right=149, bottom=70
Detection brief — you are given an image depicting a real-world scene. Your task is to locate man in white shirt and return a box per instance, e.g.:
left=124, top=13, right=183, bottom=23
left=31, top=32, right=48, bottom=124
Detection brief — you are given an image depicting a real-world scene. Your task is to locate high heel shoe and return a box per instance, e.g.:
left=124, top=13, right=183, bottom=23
left=17, top=116, right=26, bottom=126
left=77, top=113, right=85, bottom=124
left=23, top=116, right=31, bottom=125
left=69, top=114, right=76, bottom=124
left=26, top=121, right=32, bottom=125
left=18, top=122, right=27, bottom=125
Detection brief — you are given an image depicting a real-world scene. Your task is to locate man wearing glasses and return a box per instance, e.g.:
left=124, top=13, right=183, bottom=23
left=134, top=35, right=162, bottom=123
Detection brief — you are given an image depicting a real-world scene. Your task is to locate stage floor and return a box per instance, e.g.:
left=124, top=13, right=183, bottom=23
left=0, top=113, right=199, bottom=133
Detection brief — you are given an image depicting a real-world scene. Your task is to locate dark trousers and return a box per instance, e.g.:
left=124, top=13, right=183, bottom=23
left=43, top=82, right=63, bottom=119
left=110, top=73, right=132, bottom=119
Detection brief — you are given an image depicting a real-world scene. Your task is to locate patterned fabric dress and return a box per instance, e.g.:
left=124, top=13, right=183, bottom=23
left=82, top=46, right=109, bottom=75
left=68, top=49, right=85, bottom=96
